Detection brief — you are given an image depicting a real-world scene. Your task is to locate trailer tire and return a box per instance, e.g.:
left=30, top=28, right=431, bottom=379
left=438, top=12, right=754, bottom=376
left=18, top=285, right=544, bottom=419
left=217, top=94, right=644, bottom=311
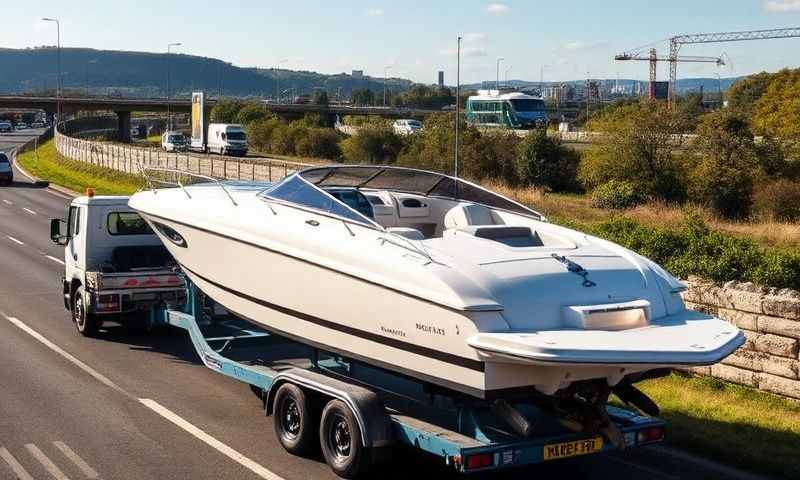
left=273, top=383, right=316, bottom=455
left=320, top=399, right=370, bottom=478
left=72, top=286, right=101, bottom=337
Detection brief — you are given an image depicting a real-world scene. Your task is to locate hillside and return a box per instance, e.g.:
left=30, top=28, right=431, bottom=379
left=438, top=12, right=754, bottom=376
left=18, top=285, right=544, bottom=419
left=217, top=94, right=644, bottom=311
left=0, top=47, right=413, bottom=98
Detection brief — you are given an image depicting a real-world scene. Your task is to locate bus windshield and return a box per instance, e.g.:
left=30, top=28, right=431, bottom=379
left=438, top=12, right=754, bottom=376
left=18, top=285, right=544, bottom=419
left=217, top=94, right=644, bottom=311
left=509, top=99, right=545, bottom=112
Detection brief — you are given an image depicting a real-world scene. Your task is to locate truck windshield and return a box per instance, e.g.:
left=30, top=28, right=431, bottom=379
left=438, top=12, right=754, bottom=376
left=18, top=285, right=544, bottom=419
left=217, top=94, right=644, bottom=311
left=226, top=131, right=246, bottom=141
left=509, top=99, right=545, bottom=112
left=108, top=212, right=154, bottom=235
left=168, top=135, right=184, bottom=143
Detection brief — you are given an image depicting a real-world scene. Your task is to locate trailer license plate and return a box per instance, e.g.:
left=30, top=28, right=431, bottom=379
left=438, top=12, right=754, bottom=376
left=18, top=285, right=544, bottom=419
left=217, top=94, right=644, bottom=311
left=543, top=437, right=603, bottom=461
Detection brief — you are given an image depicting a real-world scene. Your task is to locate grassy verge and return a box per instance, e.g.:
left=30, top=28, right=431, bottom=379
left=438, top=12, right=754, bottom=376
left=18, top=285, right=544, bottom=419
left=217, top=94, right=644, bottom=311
left=637, top=372, right=800, bottom=479
left=16, top=139, right=145, bottom=195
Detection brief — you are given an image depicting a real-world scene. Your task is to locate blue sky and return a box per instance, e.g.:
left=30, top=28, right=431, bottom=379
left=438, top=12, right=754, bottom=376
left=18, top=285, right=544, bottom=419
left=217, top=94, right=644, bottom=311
left=6, top=1, right=800, bottom=84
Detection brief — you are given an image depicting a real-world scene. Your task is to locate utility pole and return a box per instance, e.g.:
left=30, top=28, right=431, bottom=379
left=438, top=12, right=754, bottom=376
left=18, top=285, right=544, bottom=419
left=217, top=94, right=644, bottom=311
left=167, top=42, right=182, bottom=131
left=85, top=58, right=98, bottom=97
left=41, top=18, right=61, bottom=129
left=455, top=36, right=462, bottom=192
left=496, top=57, right=504, bottom=91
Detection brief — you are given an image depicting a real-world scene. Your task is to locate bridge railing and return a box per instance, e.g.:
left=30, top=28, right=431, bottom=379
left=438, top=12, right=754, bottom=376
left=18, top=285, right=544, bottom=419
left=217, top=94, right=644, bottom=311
left=53, top=128, right=313, bottom=184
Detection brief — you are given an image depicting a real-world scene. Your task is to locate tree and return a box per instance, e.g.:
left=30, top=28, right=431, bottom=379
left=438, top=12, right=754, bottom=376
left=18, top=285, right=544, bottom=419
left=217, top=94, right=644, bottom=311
left=688, top=110, right=760, bottom=218
left=210, top=99, right=244, bottom=123
left=751, top=68, right=800, bottom=163
left=516, top=129, right=580, bottom=192
left=578, top=100, right=690, bottom=202
left=727, top=71, right=773, bottom=113
left=311, top=89, right=329, bottom=105
left=236, top=102, right=273, bottom=125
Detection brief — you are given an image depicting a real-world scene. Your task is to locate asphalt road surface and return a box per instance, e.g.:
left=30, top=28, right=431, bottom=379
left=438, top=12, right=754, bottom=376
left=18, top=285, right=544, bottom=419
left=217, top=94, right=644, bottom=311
left=0, top=131, right=765, bottom=480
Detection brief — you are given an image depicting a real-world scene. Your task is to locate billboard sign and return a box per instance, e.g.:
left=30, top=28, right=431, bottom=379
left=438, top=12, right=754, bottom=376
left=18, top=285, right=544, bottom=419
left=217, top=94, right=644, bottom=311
left=190, top=92, right=205, bottom=150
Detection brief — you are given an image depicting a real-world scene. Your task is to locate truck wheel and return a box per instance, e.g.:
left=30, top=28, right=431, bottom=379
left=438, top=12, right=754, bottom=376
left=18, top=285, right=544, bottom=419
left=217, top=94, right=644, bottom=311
left=273, top=383, right=316, bottom=455
left=72, top=286, right=101, bottom=337
left=320, top=399, right=370, bottom=478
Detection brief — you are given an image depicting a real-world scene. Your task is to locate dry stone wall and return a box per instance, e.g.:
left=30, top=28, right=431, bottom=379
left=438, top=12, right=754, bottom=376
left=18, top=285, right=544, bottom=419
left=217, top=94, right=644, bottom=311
left=683, top=277, right=800, bottom=400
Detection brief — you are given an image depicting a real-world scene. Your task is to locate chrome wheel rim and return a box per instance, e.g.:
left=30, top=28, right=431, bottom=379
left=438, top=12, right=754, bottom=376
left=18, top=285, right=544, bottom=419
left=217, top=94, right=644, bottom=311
left=329, top=415, right=351, bottom=460
left=74, top=295, right=85, bottom=329
left=280, top=399, right=301, bottom=438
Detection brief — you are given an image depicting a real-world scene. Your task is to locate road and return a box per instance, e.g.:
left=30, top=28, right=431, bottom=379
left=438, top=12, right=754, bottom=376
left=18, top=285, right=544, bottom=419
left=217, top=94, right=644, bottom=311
left=0, top=131, right=764, bottom=480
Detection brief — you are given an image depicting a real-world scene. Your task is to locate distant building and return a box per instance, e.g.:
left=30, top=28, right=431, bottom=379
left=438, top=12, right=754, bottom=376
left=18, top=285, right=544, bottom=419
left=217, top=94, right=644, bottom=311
left=351, top=70, right=364, bottom=79
left=437, top=71, right=444, bottom=88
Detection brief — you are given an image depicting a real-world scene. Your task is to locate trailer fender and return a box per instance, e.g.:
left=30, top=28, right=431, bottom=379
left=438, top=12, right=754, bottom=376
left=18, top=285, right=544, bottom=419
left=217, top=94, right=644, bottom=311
left=265, top=368, right=393, bottom=449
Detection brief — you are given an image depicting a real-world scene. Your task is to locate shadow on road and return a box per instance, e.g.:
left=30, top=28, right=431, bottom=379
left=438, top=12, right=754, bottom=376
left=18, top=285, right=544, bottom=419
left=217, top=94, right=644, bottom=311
left=2, top=180, right=50, bottom=189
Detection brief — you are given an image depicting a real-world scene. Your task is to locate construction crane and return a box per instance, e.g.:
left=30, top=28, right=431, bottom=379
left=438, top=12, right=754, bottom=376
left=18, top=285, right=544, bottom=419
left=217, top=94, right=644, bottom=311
left=668, top=27, right=800, bottom=103
left=615, top=48, right=725, bottom=99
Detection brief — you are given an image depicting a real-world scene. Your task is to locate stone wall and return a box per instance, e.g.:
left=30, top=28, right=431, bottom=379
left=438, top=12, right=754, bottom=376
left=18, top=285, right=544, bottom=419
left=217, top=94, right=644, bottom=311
left=683, top=277, right=800, bottom=399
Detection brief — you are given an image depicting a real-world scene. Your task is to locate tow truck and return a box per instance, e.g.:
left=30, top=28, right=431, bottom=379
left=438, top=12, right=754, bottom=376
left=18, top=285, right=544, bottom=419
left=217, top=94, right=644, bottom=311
left=50, top=190, right=666, bottom=478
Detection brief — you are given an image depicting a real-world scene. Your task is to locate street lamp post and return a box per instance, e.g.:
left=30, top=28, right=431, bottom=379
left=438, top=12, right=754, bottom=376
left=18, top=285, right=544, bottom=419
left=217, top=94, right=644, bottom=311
left=505, top=67, right=512, bottom=88
left=383, top=66, right=392, bottom=107
left=166, top=42, right=182, bottom=131
left=455, top=36, right=462, bottom=190
left=41, top=18, right=61, bottom=128
left=276, top=59, right=288, bottom=103
left=496, top=57, right=504, bottom=91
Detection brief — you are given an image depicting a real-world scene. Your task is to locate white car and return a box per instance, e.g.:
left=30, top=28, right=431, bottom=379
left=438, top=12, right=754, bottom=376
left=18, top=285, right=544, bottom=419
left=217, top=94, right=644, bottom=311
left=393, top=119, right=423, bottom=135
left=15, top=123, right=27, bottom=131
left=161, top=131, right=188, bottom=152
left=31, top=121, right=45, bottom=128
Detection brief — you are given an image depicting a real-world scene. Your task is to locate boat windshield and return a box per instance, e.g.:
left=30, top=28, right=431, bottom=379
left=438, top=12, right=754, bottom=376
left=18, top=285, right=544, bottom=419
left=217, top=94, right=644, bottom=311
left=299, top=166, right=543, bottom=219
left=260, top=174, right=382, bottom=228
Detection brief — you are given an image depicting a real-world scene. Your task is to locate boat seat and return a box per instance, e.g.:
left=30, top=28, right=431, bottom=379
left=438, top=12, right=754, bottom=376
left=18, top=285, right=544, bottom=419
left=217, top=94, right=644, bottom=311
left=443, top=203, right=505, bottom=230
left=387, top=227, right=425, bottom=240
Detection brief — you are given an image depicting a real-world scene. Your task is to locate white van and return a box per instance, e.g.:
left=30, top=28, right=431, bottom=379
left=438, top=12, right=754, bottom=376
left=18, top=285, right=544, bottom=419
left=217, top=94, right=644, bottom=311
left=207, top=123, right=248, bottom=157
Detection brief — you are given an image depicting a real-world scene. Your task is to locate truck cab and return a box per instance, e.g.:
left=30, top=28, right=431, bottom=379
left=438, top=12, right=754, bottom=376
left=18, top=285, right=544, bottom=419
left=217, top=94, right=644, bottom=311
left=50, top=192, right=185, bottom=336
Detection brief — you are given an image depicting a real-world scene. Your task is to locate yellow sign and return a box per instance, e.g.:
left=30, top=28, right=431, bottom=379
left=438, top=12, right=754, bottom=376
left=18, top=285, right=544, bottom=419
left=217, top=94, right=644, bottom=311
left=543, top=437, right=603, bottom=461
left=191, top=92, right=205, bottom=146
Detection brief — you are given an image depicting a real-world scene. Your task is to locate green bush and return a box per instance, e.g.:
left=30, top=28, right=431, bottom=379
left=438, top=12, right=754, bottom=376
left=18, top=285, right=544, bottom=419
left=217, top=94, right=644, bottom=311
left=590, top=180, right=645, bottom=209
left=246, top=117, right=282, bottom=153
left=236, top=103, right=273, bottom=125
left=210, top=99, right=245, bottom=123
left=587, top=214, right=800, bottom=290
left=752, top=179, right=800, bottom=221
left=341, top=127, right=403, bottom=164
left=270, top=122, right=308, bottom=156
left=296, top=128, right=342, bottom=160
left=516, top=129, right=580, bottom=191
left=463, top=130, right=521, bottom=185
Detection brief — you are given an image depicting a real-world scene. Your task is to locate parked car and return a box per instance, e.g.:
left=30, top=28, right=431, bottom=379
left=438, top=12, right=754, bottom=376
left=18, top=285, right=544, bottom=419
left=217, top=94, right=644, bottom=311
left=15, top=123, right=27, bottom=131
left=0, top=122, right=12, bottom=133
left=0, top=153, right=13, bottom=184
left=161, top=131, right=188, bottom=152
left=206, top=123, right=248, bottom=156
left=31, top=121, right=45, bottom=128
left=393, top=119, right=423, bottom=135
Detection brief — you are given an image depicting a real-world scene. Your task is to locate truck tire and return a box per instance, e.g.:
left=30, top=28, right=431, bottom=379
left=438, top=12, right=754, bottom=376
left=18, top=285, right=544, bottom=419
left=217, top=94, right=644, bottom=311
left=320, top=399, right=371, bottom=478
left=72, top=286, right=101, bottom=337
left=273, top=383, right=316, bottom=455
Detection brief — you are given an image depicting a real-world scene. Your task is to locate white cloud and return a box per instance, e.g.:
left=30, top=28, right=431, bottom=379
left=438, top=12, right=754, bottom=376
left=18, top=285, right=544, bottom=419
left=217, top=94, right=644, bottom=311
left=463, top=32, right=487, bottom=43
left=365, top=8, right=384, bottom=17
left=486, top=3, right=509, bottom=14
left=562, top=40, right=610, bottom=51
left=439, top=46, right=488, bottom=57
left=764, top=0, right=800, bottom=12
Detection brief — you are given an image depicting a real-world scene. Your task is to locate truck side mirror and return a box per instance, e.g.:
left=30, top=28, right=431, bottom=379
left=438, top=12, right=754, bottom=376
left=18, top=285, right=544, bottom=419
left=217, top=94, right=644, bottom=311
left=50, top=218, right=68, bottom=245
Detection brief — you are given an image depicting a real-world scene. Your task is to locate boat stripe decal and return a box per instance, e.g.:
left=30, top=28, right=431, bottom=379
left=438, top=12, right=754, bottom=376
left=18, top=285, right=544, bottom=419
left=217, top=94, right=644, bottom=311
left=136, top=210, right=499, bottom=313
left=181, top=265, right=486, bottom=372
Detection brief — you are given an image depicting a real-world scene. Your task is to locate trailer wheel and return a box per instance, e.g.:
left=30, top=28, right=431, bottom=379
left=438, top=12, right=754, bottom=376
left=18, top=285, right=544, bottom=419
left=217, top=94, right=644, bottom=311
left=72, top=286, right=101, bottom=337
left=320, top=399, right=370, bottom=478
left=273, top=383, right=316, bottom=455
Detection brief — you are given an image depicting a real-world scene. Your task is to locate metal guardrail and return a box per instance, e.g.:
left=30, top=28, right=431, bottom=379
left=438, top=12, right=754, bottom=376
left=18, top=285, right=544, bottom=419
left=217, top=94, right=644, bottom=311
left=141, top=166, right=239, bottom=206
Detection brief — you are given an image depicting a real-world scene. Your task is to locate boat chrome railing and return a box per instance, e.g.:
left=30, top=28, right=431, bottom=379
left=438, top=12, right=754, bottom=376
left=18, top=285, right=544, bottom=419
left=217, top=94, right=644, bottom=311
left=140, top=166, right=239, bottom=207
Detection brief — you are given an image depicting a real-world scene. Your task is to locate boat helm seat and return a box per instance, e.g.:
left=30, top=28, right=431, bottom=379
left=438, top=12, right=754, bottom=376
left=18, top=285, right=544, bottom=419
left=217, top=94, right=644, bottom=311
left=387, top=227, right=425, bottom=240
left=443, top=203, right=505, bottom=230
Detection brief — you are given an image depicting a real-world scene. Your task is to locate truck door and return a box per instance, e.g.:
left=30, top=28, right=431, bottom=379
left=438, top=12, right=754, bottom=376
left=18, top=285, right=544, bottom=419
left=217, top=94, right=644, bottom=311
left=65, top=205, right=84, bottom=271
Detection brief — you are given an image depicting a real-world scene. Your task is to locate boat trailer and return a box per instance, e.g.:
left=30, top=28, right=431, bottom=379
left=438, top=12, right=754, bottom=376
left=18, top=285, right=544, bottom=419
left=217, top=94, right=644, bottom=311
left=152, top=281, right=666, bottom=477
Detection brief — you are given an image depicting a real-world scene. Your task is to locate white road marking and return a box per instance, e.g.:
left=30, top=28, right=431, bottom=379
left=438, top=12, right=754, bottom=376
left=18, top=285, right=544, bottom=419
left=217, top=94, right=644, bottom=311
left=2, top=314, right=283, bottom=480
left=54, top=442, right=99, bottom=479
left=23, top=207, right=37, bottom=215
left=0, top=447, right=35, bottom=480
left=25, top=444, right=71, bottom=480
left=139, top=399, right=285, bottom=480
left=2, top=315, right=124, bottom=394
left=2, top=199, right=12, bottom=205
left=46, top=255, right=66, bottom=265
left=7, top=235, right=24, bottom=245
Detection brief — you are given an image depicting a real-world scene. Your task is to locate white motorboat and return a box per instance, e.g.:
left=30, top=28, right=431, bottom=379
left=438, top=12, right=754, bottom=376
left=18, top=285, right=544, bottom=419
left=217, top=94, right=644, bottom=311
left=129, top=165, right=743, bottom=407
